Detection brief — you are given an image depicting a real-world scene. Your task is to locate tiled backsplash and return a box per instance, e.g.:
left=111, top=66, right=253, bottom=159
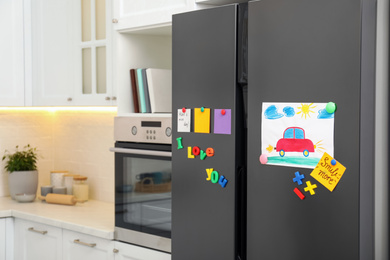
left=0, top=108, right=116, bottom=203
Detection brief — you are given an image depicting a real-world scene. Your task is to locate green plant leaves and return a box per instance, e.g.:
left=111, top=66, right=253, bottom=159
left=2, top=144, right=39, bottom=173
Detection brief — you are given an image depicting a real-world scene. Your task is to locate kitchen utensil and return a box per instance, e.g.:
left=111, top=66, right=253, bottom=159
left=38, top=193, right=80, bottom=205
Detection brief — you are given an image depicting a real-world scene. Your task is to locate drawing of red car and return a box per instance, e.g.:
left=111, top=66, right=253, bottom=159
left=276, top=127, right=314, bottom=157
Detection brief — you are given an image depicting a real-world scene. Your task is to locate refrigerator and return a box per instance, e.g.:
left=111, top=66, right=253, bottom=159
left=172, top=0, right=387, bottom=259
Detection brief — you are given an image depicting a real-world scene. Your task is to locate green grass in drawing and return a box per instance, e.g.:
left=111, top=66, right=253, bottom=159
left=267, top=156, right=320, bottom=167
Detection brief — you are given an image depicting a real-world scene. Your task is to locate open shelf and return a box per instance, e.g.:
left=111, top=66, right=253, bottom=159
left=113, top=25, right=172, bottom=115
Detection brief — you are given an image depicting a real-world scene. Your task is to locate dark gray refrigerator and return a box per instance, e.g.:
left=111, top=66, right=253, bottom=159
left=172, top=0, right=385, bottom=259
left=172, top=4, right=247, bottom=260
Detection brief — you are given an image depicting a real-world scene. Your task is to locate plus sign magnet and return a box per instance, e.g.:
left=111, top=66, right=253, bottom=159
left=293, top=171, right=305, bottom=185
left=304, top=181, right=318, bottom=195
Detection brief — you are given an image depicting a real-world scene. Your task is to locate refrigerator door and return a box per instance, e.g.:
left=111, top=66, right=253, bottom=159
left=172, top=4, right=246, bottom=260
left=247, top=0, right=376, bottom=259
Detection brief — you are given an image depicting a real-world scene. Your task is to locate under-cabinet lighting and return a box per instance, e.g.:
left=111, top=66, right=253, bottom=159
left=0, top=107, right=117, bottom=113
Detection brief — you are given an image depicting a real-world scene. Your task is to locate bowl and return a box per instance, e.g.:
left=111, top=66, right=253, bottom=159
left=15, top=193, right=36, bottom=203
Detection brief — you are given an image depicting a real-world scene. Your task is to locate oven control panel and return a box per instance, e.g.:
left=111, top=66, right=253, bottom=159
left=114, top=114, right=172, bottom=144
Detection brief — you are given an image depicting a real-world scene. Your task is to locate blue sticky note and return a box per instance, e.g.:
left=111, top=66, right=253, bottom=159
left=214, top=109, right=231, bottom=135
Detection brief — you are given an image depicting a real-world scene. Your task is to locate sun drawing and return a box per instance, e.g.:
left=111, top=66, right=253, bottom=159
left=297, top=103, right=316, bottom=119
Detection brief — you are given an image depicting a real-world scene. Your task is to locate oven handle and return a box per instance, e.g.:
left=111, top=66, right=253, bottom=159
left=109, top=147, right=172, bottom=157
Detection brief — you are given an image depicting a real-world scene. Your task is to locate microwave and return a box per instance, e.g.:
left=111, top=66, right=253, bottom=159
left=110, top=115, right=172, bottom=253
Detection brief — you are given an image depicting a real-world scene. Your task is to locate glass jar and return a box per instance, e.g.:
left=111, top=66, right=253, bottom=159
left=73, top=176, right=89, bottom=202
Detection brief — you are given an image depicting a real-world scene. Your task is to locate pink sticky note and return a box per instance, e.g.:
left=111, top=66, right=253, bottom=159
left=214, top=109, right=231, bottom=135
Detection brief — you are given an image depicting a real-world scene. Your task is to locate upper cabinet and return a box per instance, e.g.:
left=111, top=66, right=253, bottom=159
left=73, top=0, right=115, bottom=105
left=0, top=0, right=26, bottom=106
left=31, top=0, right=74, bottom=106
left=31, top=0, right=115, bottom=106
left=112, top=0, right=196, bottom=33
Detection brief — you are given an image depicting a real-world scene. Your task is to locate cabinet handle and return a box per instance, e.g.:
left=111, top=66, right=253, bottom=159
left=105, top=96, right=111, bottom=101
left=67, top=97, right=73, bottom=102
left=28, top=227, right=47, bottom=235
left=112, top=18, right=118, bottom=23
left=113, top=249, right=119, bottom=253
left=73, top=239, right=96, bottom=248
left=112, top=96, right=117, bottom=101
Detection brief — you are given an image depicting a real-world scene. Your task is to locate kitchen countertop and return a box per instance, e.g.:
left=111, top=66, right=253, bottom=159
left=0, top=196, right=114, bottom=239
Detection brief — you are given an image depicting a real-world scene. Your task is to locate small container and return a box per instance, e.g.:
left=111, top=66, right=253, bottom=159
left=41, top=185, right=53, bottom=196
left=53, top=186, right=67, bottom=194
left=50, top=170, right=68, bottom=187
left=63, top=174, right=80, bottom=195
left=73, top=176, right=88, bottom=202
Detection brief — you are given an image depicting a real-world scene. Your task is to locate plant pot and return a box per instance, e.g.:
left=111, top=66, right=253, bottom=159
left=8, top=170, right=38, bottom=200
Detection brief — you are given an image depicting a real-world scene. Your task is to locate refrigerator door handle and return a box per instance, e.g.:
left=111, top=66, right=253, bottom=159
left=109, top=147, right=172, bottom=157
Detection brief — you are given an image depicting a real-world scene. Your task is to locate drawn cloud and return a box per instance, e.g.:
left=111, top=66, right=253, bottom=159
left=264, top=105, right=284, bottom=119
left=283, top=106, right=295, bottom=117
left=317, top=109, right=334, bottom=119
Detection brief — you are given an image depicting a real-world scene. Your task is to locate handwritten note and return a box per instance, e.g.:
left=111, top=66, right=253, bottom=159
left=194, top=108, right=210, bottom=133
left=310, top=152, right=346, bottom=192
left=178, top=109, right=191, bottom=132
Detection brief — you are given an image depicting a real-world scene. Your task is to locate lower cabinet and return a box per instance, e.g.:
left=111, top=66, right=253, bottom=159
left=5, top=218, right=14, bottom=260
left=13, top=218, right=171, bottom=260
left=113, top=241, right=171, bottom=260
left=63, top=230, right=114, bottom=260
left=14, top=218, right=62, bottom=260
left=0, top=218, right=5, bottom=260
left=0, top=218, right=14, bottom=260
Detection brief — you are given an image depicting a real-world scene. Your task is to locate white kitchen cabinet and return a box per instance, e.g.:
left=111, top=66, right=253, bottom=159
left=63, top=229, right=115, bottom=260
left=31, top=0, right=115, bottom=106
left=112, top=0, right=197, bottom=33
left=0, top=0, right=26, bottom=106
left=72, top=0, right=116, bottom=106
left=0, top=218, right=5, bottom=260
left=30, top=0, right=74, bottom=106
left=113, top=241, right=171, bottom=260
left=5, top=218, right=14, bottom=260
left=14, top=218, right=62, bottom=260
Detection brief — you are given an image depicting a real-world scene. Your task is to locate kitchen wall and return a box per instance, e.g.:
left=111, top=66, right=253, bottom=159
left=0, top=108, right=116, bottom=203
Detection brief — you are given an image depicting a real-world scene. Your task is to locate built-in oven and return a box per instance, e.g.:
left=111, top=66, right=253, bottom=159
left=110, top=115, right=172, bottom=253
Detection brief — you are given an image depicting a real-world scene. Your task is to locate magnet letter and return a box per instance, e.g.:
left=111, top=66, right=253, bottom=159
left=176, top=137, right=183, bottom=149
left=200, top=150, right=207, bottom=160
left=211, top=171, right=219, bottom=184
left=206, top=148, right=214, bottom=157
left=206, top=168, right=213, bottom=181
left=187, top=147, right=195, bottom=158
left=192, top=146, right=200, bottom=156
left=218, top=175, right=228, bottom=188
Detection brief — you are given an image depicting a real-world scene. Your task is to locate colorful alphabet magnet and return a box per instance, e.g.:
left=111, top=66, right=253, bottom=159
left=310, top=152, right=346, bottom=192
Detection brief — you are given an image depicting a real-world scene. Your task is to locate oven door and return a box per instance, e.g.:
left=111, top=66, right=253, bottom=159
left=110, top=142, right=172, bottom=253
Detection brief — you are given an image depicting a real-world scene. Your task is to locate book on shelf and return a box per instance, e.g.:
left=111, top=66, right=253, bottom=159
left=136, top=68, right=147, bottom=113
left=130, top=68, right=172, bottom=113
left=130, top=69, right=139, bottom=113
left=146, top=68, right=172, bottom=113
left=141, top=69, right=151, bottom=113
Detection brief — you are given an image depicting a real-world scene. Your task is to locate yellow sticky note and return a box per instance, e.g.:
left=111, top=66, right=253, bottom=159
left=194, top=108, right=210, bottom=133
left=310, top=152, right=346, bottom=192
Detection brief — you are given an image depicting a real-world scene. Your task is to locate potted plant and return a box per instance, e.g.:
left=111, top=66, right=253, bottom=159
left=2, top=145, right=39, bottom=199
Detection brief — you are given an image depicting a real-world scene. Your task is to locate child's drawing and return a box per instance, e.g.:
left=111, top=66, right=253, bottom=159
left=262, top=102, right=334, bottom=169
